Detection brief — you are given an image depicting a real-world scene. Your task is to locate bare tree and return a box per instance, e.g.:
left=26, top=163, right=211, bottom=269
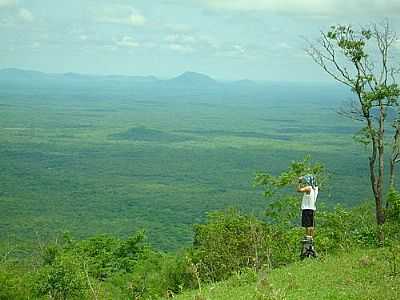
left=306, top=21, right=400, bottom=240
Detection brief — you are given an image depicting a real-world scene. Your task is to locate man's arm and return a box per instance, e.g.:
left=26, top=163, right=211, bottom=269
left=297, top=185, right=311, bottom=193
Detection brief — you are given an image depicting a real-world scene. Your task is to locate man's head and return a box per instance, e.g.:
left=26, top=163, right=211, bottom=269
left=299, top=174, right=317, bottom=188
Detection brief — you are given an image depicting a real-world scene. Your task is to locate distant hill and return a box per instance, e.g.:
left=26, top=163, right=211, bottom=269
left=166, top=71, right=218, bottom=87
left=0, top=68, right=50, bottom=80
left=0, top=68, right=217, bottom=84
left=0, top=68, right=349, bottom=102
left=0, top=68, right=239, bottom=92
left=0, top=68, right=159, bottom=84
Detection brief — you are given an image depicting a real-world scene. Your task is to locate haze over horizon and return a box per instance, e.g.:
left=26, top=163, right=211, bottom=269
left=1, top=0, right=399, bottom=82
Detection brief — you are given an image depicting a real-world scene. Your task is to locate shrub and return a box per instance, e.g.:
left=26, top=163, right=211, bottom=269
left=316, top=203, right=376, bottom=253
left=191, top=209, right=272, bottom=282
left=63, top=231, right=147, bottom=280
left=106, top=251, right=197, bottom=299
left=33, top=255, right=87, bottom=300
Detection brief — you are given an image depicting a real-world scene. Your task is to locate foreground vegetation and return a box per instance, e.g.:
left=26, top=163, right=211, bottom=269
left=1, top=191, right=399, bottom=299
left=174, top=247, right=400, bottom=300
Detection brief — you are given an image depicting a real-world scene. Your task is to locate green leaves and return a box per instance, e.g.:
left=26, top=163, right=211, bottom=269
left=192, top=209, right=268, bottom=282
left=362, top=84, right=400, bottom=105
left=327, top=25, right=368, bottom=63
left=33, top=255, right=87, bottom=300
left=255, top=156, right=327, bottom=197
left=72, top=231, right=147, bottom=279
left=361, top=29, right=372, bottom=39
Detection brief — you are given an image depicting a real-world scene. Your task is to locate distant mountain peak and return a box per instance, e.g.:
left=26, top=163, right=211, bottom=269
left=169, top=71, right=217, bottom=85
left=179, top=71, right=213, bottom=78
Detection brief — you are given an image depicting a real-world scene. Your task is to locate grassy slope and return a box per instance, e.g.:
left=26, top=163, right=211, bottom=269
left=173, top=248, right=400, bottom=300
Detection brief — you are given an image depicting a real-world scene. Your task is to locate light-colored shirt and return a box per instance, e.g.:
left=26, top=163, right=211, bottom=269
left=301, top=186, right=318, bottom=210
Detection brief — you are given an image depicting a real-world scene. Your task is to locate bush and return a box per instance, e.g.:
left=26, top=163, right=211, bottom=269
left=158, top=252, right=198, bottom=293
left=316, top=203, right=376, bottom=253
left=122, top=251, right=195, bottom=299
left=191, top=209, right=273, bottom=282
left=31, top=231, right=199, bottom=300
left=30, top=231, right=152, bottom=299
left=33, top=255, right=87, bottom=300
left=70, top=231, right=147, bottom=280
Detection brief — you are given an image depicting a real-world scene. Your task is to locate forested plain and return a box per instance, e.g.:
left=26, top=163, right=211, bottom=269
left=0, top=71, right=373, bottom=251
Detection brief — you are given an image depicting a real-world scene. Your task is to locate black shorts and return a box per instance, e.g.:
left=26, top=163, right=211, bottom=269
left=301, top=209, right=315, bottom=227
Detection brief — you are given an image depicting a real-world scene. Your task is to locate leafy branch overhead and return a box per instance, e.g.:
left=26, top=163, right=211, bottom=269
left=255, top=156, right=327, bottom=197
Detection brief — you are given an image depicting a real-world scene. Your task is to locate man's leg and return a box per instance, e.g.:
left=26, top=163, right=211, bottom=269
left=301, top=211, right=317, bottom=258
left=307, top=210, right=315, bottom=237
left=306, top=227, right=314, bottom=238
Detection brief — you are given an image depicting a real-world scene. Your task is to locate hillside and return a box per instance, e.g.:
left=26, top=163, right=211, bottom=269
left=173, top=248, right=400, bottom=300
left=1, top=200, right=399, bottom=299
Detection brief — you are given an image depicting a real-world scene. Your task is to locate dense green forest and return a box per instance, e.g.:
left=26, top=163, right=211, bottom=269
left=0, top=72, right=372, bottom=251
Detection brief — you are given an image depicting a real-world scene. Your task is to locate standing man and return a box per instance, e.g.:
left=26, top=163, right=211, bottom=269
left=297, top=174, right=318, bottom=258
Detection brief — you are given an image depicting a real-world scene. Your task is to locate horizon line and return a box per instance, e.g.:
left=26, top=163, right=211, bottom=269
left=0, top=66, right=337, bottom=85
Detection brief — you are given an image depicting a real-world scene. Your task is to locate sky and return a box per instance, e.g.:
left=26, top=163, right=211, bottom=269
left=0, top=0, right=399, bottom=81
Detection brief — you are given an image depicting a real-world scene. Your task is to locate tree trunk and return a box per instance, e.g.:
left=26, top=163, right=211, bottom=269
left=366, top=113, right=385, bottom=242
left=369, top=153, right=385, bottom=223
left=375, top=101, right=386, bottom=243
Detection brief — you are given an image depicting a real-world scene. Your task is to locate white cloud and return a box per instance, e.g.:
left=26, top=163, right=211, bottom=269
left=0, top=0, right=16, bottom=9
left=165, top=34, right=196, bottom=53
left=96, top=5, right=146, bottom=26
left=165, top=34, right=197, bottom=44
left=18, top=8, right=34, bottom=22
left=163, top=33, right=217, bottom=54
left=115, top=36, right=140, bottom=48
left=167, top=43, right=194, bottom=54
left=204, top=0, right=400, bottom=16
left=214, top=43, right=250, bottom=58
